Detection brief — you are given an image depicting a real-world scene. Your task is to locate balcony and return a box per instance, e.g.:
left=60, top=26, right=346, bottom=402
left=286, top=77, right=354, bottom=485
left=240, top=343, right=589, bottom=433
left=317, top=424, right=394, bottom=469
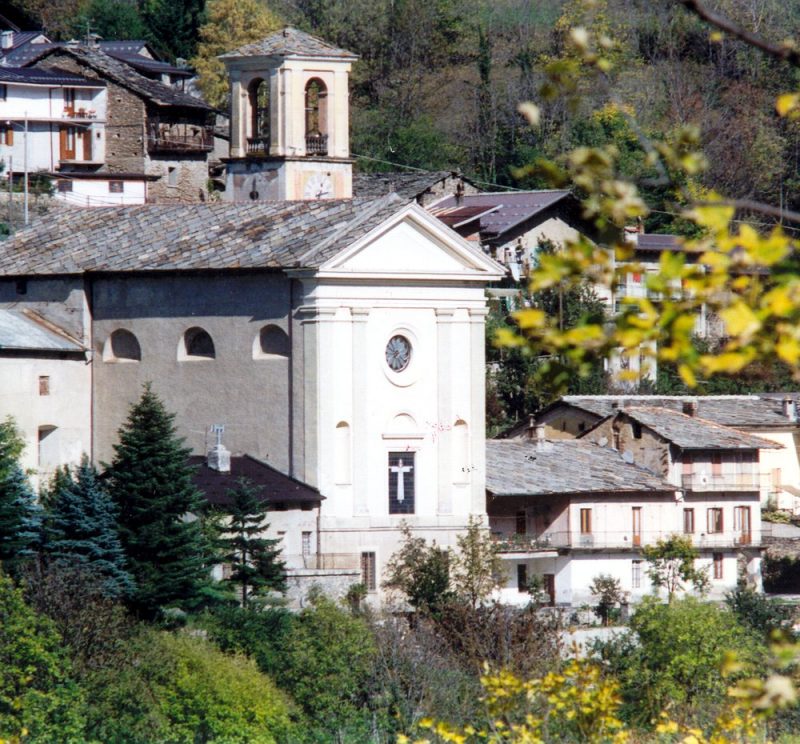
left=681, top=472, right=763, bottom=492
left=246, top=136, right=270, bottom=155
left=306, top=133, right=328, bottom=155
left=63, top=108, right=98, bottom=120
left=146, top=120, right=213, bottom=154
left=490, top=528, right=757, bottom=554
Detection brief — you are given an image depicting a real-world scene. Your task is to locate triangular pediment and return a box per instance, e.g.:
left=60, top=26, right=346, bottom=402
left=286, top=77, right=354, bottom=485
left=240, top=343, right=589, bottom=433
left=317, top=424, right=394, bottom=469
left=317, top=203, right=505, bottom=280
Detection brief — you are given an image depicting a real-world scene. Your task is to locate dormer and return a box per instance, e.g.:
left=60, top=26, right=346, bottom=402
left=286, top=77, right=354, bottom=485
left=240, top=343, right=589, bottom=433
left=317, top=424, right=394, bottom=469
left=221, top=27, right=357, bottom=163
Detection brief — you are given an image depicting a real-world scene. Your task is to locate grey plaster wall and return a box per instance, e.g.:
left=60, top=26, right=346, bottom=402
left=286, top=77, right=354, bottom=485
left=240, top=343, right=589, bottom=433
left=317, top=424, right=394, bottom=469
left=91, top=271, right=295, bottom=469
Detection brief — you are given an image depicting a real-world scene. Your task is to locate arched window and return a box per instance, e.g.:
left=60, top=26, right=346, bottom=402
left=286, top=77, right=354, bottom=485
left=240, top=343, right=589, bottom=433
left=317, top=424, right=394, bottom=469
left=181, top=327, right=215, bottom=360
left=104, top=329, right=141, bottom=362
left=253, top=324, right=289, bottom=359
left=248, top=78, right=269, bottom=144
left=304, top=78, right=328, bottom=154
left=335, top=421, right=351, bottom=484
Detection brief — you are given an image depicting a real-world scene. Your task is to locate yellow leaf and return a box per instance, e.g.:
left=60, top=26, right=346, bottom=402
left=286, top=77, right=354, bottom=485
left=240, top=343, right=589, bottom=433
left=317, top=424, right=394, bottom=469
left=777, top=93, right=800, bottom=117
left=678, top=363, right=696, bottom=388
left=691, top=203, right=734, bottom=233
left=720, top=302, right=761, bottom=338
left=777, top=337, right=800, bottom=366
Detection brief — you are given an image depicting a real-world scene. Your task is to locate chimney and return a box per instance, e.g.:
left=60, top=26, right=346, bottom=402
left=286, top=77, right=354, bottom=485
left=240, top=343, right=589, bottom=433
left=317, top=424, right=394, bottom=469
left=683, top=400, right=698, bottom=417
left=207, top=424, right=231, bottom=473
left=526, top=415, right=535, bottom=440
left=534, top=423, right=546, bottom=447
left=0, top=31, right=13, bottom=51
left=783, top=397, right=797, bottom=423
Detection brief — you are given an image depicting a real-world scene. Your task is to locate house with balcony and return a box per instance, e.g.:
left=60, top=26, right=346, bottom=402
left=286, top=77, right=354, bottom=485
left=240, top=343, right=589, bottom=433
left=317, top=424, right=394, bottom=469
left=489, top=404, right=779, bottom=606
left=28, top=44, right=214, bottom=204
left=0, top=66, right=112, bottom=198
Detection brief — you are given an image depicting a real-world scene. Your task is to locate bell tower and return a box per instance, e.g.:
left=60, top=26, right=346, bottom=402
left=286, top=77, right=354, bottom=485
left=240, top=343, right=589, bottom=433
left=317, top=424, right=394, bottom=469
left=221, top=27, right=358, bottom=202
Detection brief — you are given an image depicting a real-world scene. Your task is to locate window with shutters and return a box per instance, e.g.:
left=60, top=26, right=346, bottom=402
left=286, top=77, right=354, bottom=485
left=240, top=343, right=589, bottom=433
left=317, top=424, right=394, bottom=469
left=683, top=508, right=695, bottom=534
left=713, top=553, right=723, bottom=580
left=707, top=508, right=723, bottom=534
left=580, top=508, right=592, bottom=534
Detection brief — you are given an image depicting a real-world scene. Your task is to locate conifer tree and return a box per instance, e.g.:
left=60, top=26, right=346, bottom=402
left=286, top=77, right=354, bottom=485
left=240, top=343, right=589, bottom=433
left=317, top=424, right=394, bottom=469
left=0, top=463, right=43, bottom=575
left=106, top=384, right=211, bottom=616
left=221, top=478, right=287, bottom=605
left=47, top=457, right=134, bottom=599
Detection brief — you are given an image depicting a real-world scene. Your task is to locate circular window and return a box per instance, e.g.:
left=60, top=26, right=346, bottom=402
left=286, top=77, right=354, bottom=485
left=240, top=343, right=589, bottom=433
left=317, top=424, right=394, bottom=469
left=385, top=335, right=412, bottom=373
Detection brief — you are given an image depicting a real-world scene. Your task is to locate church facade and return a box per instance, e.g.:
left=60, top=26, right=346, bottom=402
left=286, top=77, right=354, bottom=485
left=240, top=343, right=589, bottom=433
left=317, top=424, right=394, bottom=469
left=0, top=28, right=504, bottom=602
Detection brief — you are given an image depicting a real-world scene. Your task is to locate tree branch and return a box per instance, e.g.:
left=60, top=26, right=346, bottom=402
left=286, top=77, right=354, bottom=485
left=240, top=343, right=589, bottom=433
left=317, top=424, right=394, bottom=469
left=677, top=0, right=800, bottom=68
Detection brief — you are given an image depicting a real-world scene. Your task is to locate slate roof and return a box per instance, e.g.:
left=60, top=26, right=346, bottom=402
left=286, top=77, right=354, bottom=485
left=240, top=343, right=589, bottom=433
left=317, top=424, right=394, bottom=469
left=432, top=190, right=573, bottom=237
left=220, top=27, right=357, bottom=60
left=597, top=406, right=783, bottom=450
left=189, top=454, right=321, bottom=506
left=0, top=66, right=105, bottom=86
left=555, top=395, right=800, bottom=430
left=353, top=171, right=457, bottom=202
left=486, top=439, right=674, bottom=496
left=0, top=309, right=84, bottom=352
left=0, top=195, right=403, bottom=275
left=104, top=52, right=192, bottom=79
left=2, top=40, right=57, bottom=66
left=636, top=234, right=681, bottom=252
left=30, top=46, right=211, bottom=110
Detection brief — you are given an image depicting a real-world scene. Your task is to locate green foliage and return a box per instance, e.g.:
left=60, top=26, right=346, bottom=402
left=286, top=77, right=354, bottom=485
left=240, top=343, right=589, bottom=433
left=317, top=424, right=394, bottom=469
left=274, top=591, right=376, bottom=740
left=594, top=597, right=765, bottom=727
left=763, top=555, right=800, bottom=594
left=383, top=523, right=453, bottom=612
left=725, top=585, right=794, bottom=638
left=106, top=383, right=212, bottom=617
left=641, top=533, right=709, bottom=602
left=84, top=628, right=294, bottom=744
left=71, top=0, right=148, bottom=40
left=220, top=478, right=287, bottom=606
left=449, top=515, right=504, bottom=609
left=589, top=573, right=626, bottom=626
left=140, top=0, right=205, bottom=61
left=0, top=571, right=86, bottom=743
left=0, top=464, right=42, bottom=577
left=46, top=456, right=134, bottom=599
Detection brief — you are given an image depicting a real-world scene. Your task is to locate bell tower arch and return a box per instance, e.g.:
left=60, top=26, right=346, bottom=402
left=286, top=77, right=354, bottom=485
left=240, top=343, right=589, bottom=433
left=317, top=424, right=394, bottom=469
left=221, top=27, right=357, bottom=201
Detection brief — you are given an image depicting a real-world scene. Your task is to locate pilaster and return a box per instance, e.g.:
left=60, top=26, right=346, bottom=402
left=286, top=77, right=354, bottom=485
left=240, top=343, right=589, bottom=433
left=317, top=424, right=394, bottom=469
left=469, top=307, right=489, bottom=515
left=351, top=307, right=370, bottom=515
left=436, top=308, right=455, bottom=515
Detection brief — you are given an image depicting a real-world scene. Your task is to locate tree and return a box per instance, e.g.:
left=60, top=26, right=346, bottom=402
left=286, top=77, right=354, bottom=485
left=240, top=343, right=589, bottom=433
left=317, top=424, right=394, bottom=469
left=383, top=522, right=453, bottom=612
left=46, top=457, right=134, bottom=600
left=449, top=515, right=504, bottom=609
left=141, top=0, right=206, bottom=61
left=641, top=534, right=709, bottom=602
left=105, top=384, right=211, bottom=617
left=71, top=0, right=148, bottom=41
left=191, top=0, right=282, bottom=109
left=220, top=478, right=286, bottom=606
left=0, top=464, right=42, bottom=577
left=0, top=571, right=86, bottom=742
left=589, top=573, right=626, bottom=626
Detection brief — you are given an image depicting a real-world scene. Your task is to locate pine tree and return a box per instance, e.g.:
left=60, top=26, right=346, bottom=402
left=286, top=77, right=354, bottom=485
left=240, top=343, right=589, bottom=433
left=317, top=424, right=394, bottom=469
left=221, top=478, right=286, bottom=606
left=0, top=464, right=43, bottom=576
left=47, top=457, right=134, bottom=599
left=106, top=384, right=211, bottom=616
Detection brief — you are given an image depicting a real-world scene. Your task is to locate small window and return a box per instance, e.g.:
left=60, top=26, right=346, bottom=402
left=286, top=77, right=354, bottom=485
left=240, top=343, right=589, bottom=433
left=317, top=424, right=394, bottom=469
left=517, top=564, right=528, bottom=593
left=632, top=559, right=642, bottom=588
left=361, top=551, right=376, bottom=592
left=167, top=166, right=178, bottom=187
left=713, top=552, right=723, bottom=580
left=711, top=452, right=722, bottom=476
left=38, top=376, right=50, bottom=396
left=707, top=507, right=723, bottom=534
left=109, top=180, right=124, bottom=194
left=683, top=508, right=695, bottom=534
left=580, top=508, right=592, bottom=534
left=182, top=327, right=215, bottom=360
left=301, top=531, right=312, bottom=557
left=632, top=421, right=642, bottom=439
left=388, top=451, right=415, bottom=514
left=57, top=180, right=72, bottom=193
left=106, top=329, right=141, bottom=362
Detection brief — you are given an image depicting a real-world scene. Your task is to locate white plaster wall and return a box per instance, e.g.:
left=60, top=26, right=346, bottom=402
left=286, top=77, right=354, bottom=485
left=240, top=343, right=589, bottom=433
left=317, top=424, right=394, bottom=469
left=753, top=430, right=800, bottom=510
left=0, top=356, right=91, bottom=491
left=55, top=178, right=146, bottom=206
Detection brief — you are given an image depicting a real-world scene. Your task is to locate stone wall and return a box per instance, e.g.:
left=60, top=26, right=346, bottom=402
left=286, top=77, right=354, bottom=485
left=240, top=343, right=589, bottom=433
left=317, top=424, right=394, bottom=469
left=146, top=155, right=209, bottom=203
left=284, top=568, right=361, bottom=609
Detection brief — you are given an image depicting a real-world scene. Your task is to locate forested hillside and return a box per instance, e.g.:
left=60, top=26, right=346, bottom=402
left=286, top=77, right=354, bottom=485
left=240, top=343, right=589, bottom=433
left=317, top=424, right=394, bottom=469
left=9, top=0, right=800, bottom=233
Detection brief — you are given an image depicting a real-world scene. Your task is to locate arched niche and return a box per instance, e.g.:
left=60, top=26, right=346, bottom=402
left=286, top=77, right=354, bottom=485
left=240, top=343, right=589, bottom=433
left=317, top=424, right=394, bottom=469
left=179, top=326, right=216, bottom=360
left=103, top=328, right=141, bottom=362
left=253, top=324, right=290, bottom=359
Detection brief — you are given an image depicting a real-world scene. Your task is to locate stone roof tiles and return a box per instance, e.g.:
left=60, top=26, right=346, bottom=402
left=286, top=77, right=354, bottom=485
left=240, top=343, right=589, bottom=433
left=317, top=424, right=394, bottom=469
left=0, top=195, right=403, bottom=276
left=0, top=65, right=105, bottom=86
left=611, top=406, right=783, bottom=450
left=486, top=439, right=674, bottom=496
left=220, top=27, right=357, bottom=60
left=352, top=171, right=457, bottom=202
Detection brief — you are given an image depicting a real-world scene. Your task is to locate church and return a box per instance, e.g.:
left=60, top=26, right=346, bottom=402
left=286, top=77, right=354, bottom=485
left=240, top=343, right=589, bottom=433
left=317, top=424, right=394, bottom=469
left=0, top=28, right=504, bottom=602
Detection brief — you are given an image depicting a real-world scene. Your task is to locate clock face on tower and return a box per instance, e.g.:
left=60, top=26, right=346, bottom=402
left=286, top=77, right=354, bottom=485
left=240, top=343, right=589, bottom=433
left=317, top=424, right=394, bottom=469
left=303, top=173, right=334, bottom=199
left=385, top=335, right=412, bottom=372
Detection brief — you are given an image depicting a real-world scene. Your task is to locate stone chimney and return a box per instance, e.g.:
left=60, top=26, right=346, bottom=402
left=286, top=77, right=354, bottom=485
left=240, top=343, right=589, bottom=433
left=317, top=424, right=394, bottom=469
left=207, top=424, right=231, bottom=473
left=0, top=31, right=14, bottom=51
left=526, top=414, right=535, bottom=440
left=682, top=400, right=698, bottom=417
left=534, top=423, right=546, bottom=447
left=783, top=397, right=797, bottom=423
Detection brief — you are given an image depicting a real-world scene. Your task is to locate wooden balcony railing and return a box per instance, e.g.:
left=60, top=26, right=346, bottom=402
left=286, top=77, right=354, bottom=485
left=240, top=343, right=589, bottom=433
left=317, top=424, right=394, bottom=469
left=147, top=121, right=214, bottom=154
left=306, top=133, right=328, bottom=155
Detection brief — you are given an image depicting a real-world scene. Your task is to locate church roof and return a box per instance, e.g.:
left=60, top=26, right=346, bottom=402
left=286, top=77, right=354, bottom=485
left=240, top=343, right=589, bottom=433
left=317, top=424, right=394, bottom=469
left=220, top=27, right=358, bottom=61
left=0, top=195, right=403, bottom=276
left=352, top=171, right=459, bottom=202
